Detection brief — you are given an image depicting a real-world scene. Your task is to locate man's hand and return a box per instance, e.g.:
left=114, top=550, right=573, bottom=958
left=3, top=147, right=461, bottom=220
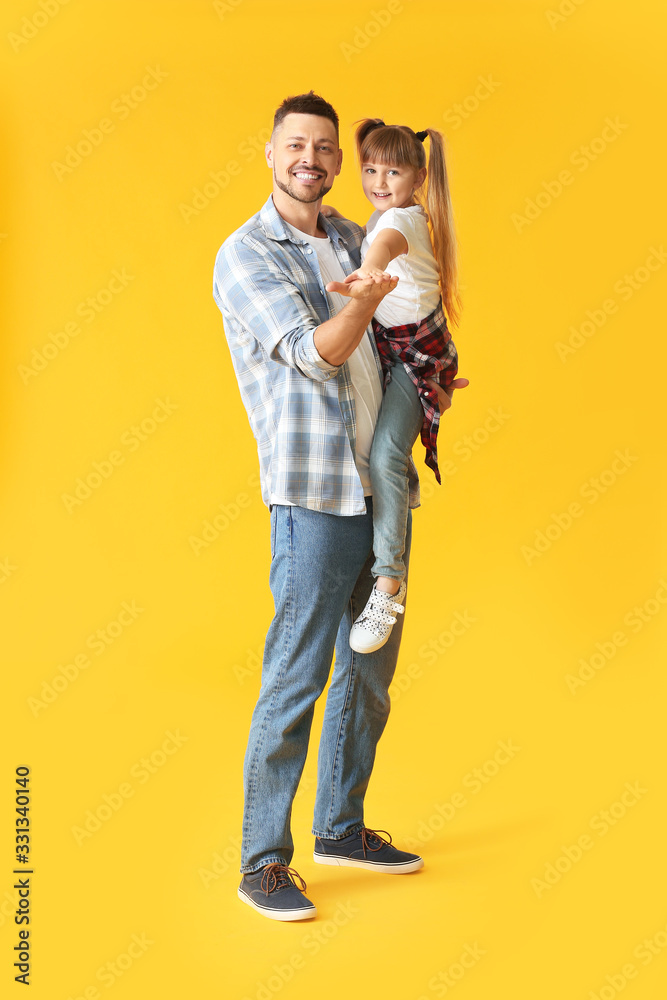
left=325, top=273, right=398, bottom=301
left=426, top=376, right=470, bottom=414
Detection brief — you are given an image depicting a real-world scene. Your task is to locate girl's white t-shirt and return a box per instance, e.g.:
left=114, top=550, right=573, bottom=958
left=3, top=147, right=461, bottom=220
left=361, top=204, right=441, bottom=328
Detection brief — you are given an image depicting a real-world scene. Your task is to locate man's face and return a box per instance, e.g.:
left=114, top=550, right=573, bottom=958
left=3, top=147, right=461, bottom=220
left=266, top=113, right=342, bottom=204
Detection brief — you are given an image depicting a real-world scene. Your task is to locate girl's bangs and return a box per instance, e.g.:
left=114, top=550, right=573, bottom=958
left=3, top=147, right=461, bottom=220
left=360, top=131, right=414, bottom=167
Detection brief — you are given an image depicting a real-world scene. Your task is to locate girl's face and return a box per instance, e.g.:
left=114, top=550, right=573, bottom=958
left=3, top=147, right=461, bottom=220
left=361, top=161, right=424, bottom=212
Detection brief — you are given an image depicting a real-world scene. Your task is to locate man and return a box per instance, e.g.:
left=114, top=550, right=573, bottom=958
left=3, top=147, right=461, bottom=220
left=212, top=91, right=466, bottom=922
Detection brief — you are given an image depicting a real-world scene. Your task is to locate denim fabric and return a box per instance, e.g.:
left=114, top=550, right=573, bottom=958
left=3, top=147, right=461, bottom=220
left=240, top=497, right=412, bottom=873
left=369, top=360, right=424, bottom=581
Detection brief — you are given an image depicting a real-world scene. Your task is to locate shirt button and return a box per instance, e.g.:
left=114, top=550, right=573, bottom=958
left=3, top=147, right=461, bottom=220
left=306, top=248, right=313, bottom=254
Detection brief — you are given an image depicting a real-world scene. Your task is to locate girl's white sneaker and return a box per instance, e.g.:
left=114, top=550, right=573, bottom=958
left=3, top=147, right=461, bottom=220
left=349, top=581, right=407, bottom=653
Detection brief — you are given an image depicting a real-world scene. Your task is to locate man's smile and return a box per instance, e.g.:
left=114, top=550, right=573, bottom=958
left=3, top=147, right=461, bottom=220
left=291, top=170, right=324, bottom=182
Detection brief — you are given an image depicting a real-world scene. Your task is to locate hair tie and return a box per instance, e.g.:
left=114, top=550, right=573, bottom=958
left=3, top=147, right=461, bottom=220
left=415, top=130, right=428, bottom=142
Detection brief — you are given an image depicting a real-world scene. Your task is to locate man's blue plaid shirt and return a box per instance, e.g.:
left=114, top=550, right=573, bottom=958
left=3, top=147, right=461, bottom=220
left=213, top=194, right=420, bottom=516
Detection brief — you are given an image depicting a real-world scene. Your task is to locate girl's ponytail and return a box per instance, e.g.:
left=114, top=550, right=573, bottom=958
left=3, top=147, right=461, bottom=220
left=417, top=128, right=462, bottom=329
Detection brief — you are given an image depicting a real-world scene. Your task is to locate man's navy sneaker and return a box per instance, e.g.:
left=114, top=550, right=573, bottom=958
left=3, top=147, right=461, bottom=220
left=314, top=827, right=424, bottom=873
left=238, top=863, right=316, bottom=921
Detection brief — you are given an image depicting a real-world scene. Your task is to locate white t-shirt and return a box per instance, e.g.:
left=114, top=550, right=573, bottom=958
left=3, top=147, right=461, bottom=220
left=269, top=221, right=383, bottom=505
left=361, top=204, right=441, bottom=328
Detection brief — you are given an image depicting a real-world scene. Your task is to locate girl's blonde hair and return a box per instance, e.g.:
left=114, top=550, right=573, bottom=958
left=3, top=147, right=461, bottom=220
left=354, top=118, right=461, bottom=328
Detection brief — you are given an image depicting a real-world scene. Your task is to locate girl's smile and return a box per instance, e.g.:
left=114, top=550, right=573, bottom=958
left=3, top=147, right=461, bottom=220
left=361, top=161, right=422, bottom=212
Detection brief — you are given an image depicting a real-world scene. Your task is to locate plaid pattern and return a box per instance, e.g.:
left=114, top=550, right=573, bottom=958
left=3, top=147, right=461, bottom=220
left=372, top=301, right=459, bottom=484
left=212, top=194, right=421, bottom=516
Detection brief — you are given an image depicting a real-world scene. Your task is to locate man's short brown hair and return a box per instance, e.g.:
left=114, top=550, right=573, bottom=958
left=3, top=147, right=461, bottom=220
left=272, top=90, right=339, bottom=141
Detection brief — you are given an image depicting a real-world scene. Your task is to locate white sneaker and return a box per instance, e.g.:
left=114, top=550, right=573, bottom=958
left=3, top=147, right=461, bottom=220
left=349, top=581, right=407, bottom=653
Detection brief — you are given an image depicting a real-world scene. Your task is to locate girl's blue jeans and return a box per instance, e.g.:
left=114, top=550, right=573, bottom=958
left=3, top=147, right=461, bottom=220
left=369, top=357, right=424, bottom=583
left=240, top=496, right=412, bottom=873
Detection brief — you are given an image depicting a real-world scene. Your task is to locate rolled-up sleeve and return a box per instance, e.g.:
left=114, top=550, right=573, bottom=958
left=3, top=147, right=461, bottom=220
left=214, top=237, right=340, bottom=382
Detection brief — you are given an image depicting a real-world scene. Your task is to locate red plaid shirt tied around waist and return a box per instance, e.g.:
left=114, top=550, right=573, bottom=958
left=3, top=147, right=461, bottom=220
left=371, top=300, right=458, bottom=485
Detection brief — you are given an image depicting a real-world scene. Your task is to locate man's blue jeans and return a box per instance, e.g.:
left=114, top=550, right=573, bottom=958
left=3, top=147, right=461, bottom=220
left=240, top=497, right=412, bottom=874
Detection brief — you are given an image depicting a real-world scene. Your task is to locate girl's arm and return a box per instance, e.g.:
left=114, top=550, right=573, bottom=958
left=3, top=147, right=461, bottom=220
left=345, top=228, right=408, bottom=284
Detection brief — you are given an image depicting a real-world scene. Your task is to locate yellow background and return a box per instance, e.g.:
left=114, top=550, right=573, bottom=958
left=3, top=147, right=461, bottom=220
left=2, top=0, right=666, bottom=997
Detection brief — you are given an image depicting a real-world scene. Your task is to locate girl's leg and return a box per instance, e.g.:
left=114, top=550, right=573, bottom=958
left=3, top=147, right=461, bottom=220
left=369, top=361, right=424, bottom=586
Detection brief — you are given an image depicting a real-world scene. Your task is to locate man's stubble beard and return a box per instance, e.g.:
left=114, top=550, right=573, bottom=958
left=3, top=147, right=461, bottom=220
left=274, top=168, right=333, bottom=204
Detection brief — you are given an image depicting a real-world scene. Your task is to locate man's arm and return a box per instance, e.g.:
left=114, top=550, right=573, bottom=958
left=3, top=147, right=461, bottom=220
left=215, top=238, right=343, bottom=382
left=313, top=274, right=398, bottom=366
left=215, top=234, right=398, bottom=373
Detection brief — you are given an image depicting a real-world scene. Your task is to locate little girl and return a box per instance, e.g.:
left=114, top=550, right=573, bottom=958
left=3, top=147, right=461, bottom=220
left=324, top=118, right=467, bottom=653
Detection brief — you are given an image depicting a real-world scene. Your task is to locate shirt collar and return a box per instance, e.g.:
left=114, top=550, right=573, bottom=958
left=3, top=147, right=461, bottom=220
left=259, top=193, right=348, bottom=248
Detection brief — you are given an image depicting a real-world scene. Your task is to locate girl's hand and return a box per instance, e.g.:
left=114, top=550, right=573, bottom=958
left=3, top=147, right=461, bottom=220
left=325, top=273, right=398, bottom=300
left=344, top=265, right=394, bottom=284
left=320, top=205, right=343, bottom=218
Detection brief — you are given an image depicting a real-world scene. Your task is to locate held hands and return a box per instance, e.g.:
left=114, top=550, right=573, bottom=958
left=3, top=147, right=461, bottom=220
left=325, top=272, right=399, bottom=301
left=344, top=265, right=391, bottom=283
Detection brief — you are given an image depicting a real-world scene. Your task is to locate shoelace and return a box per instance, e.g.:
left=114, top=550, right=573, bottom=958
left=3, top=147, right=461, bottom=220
left=358, top=590, right=405, bottom=637
left=359, top=827, right=394, bottom=857
left=259, top=863, right=307, bottom=895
